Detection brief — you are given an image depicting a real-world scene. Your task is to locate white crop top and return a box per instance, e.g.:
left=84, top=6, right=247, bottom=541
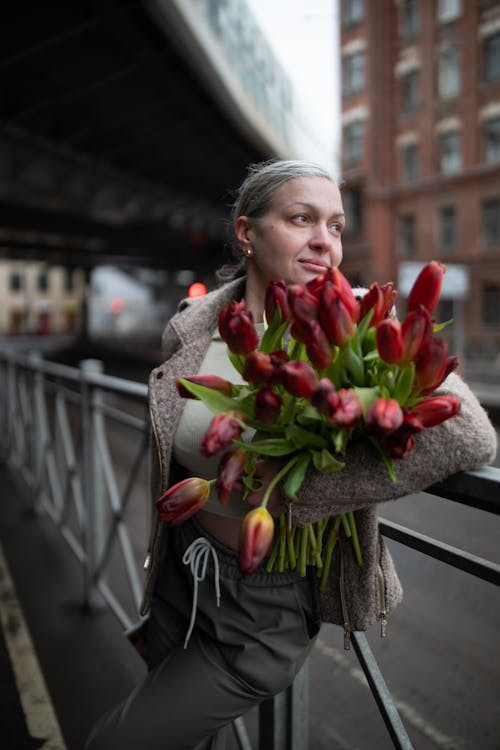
left=173, top=324, right=264, bottom=519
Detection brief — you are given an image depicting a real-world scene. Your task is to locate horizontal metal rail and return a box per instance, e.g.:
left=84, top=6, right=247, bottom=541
left=0, top=347, right=499, bottom=750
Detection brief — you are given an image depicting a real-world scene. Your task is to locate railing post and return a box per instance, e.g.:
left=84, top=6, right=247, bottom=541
left=258, top=659, right=309, bottom=750
left=29, top=351, right=47, bottom=511
left=80, top=358, right=106, bottom=609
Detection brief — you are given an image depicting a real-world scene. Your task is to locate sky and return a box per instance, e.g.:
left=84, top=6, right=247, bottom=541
left=246, top=0, right=340, bottom=169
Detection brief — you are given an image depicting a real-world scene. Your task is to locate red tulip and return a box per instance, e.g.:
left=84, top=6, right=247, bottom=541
left=304, top=320, right=334, bottom=370
left=265, top=280, right=291, bottom=324
left=407, top=261, right=445, bottom=315
left=411, top=395, right=461, bottom=427
left=156, top=477, right=211, bottom=525
left=255, top=387, right=282, bottom=424
left=176, top=375, right=232, bottom=399
left=319, top=282, right=356, bottom=347
left=382, top=409, right=424, bottom=458
left=242, top=351, right=274, bottom=385
left=239, top=507, right=275, bottom=577
left=200, top=410, right=247, bottom=456
left=400, top=307, right=431, bottom=364
left=326, top=267, right=360, bottom=322
left=268, top=349, right=289, bottom=384
left=218, top=300, right=259, bottom=355
left=280, top=360, right=319, bottom=398
left=330, top=388, right=363, bottom=428
left=288, top=285, right=319, bottom=328
left=216, top=449, right=247, bottom=503
left=311, top=378, right=339, bottom=417
left=414, top=338, right=455, bottom=395
left=376, top=319, right=403, bottom=364
left=359, top=282, right=396, bottom=326
left=366, top=398, right=404, bottom=438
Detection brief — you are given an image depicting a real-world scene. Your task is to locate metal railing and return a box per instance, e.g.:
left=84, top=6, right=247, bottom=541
left=1, top=348, right=499, bottom=750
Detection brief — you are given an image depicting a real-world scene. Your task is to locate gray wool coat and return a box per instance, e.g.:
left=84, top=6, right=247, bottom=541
left=142, top=277, right=497, bottom=640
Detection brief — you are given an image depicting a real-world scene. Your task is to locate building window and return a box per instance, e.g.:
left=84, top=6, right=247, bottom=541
left=402, top=143, right=419, bottom=182
left=482, top=285, right=500, bottom=327
left=400, top=0, right=420, bottom=40
left=401, top=70, right=419, bottom=112
left=483, top=33, right=500, bottom=82
left=439, top=205, right=457, bottom=252
left=342, top=187, right=363, bottom=234
left=439, top=131, right=462, bottom=174
left=343, top=52, right=365, bottom=97
left=343, top=120, right=364, bottom=166
left=437, top=0, right=462, bottom=23
left=484, top=117, right=500, bottom=163
left=9, top=272, right=22, bottom=292
left=399, top=215, right=416, bottom=257
left=482, top=198, right=500, bottom=249
left=341, top=0, right=364, bottom=26
left=438, top=46, right=461, bottom=99
left=38, top=271, right=49, bottom=292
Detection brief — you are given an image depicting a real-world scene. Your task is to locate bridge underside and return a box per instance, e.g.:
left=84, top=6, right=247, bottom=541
left=0, top=0, right=269, bottom=272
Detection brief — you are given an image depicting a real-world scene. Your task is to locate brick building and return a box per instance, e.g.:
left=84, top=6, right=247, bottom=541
left=339, top=0, right=500, bottom=359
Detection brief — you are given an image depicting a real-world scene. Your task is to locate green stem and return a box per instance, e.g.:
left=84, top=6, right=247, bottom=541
left=341, top=513, right=351, bottom=538
left=348, top=511, right=363, bottom=566
left=278, top=513, right=287, bottom=572
left=299, top=526, right=309, bottom=577
left=319, top=517, right=341, bottom=592
left=265, top=535, right=280, bottom=572
left=287, top=524, right=297, bottom=569
left=260, top=455, right=300, bottom=510
left=308, top=525, right=323, bottom=569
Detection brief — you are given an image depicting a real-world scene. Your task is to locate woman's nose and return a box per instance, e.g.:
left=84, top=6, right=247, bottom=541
left=310, top=223, right=333, bottom=250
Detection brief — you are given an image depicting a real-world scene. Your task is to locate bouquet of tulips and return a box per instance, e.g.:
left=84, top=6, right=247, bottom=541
left=156, top=261, right=461, bottom=588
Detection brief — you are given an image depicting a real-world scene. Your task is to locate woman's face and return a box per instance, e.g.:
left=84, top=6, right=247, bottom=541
left=236, top=176, right=345, bottom=312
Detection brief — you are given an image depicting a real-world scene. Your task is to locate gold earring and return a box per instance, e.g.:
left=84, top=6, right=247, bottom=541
left=245, top=246, right=253, bottom=257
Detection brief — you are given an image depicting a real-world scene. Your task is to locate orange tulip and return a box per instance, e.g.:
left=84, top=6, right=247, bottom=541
left=239, top=507, right=275, bottom=577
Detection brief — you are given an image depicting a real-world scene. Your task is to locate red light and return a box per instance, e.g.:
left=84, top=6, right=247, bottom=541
left=110, top=297, right=125, bottom=313
left=188, top=282, right=207, bottom=298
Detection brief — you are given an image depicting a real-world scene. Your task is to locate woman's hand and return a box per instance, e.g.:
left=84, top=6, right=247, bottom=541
left=245, top=458, right=287, bottom=517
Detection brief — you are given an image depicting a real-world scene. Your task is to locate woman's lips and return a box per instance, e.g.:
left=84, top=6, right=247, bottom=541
left=299, top=259, right=329, bottom=272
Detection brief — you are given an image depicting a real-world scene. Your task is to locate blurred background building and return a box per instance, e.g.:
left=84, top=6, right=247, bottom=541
left=339, top=0, right=500, bottom=359
left=1, top=0, right=499, bottom=365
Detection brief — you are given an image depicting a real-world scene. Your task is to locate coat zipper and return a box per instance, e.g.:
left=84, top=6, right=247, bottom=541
left=144, top=398, right=164, bottom=572
left=339, top=540, right=351, bottom=650
left=376, top=537, right=388, bottom=638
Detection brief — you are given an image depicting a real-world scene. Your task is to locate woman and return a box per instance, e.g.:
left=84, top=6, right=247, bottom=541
left=85, top=160, right=497, bottom=750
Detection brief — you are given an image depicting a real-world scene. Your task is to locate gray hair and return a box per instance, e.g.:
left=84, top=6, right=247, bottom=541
left=217, top=160, right=338, bottom=283
left=230, top=159, right=336, bottom=227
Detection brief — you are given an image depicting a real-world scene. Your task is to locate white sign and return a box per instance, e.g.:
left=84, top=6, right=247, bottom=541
left=398, top=261, right=470, bottom=300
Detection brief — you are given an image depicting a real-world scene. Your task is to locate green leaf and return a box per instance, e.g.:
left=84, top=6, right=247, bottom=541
left=393, top=363, right=415, bottom=406
left=260, top=318, right=289, bottom=354
left=177, top=379, right=250, bottom=416
left=353, top=386, right=381, bottom=414
left=369, top=437, right=397, bottom=483
left=433, top=318, right=453, bottom=333
left=231, top=438, right=296, bottom=456
left=333, top=428, right=349, bottom=454
left=228, top=350, right=245, bottom=375
left=363, top=349, right=380, bottom=362
left=283, top=453, right=311, bottom=499
left=311, top=448, right=345, bottom=472
left=285, top=423, right=328, bottom=449
left=342, top=345, right=366, bottom=386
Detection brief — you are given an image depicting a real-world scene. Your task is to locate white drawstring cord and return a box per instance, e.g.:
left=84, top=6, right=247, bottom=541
left=182, top=537, right=221, bottom=649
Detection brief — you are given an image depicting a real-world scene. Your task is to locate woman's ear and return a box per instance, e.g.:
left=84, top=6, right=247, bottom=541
left=235, top=216, right=253, bottom=254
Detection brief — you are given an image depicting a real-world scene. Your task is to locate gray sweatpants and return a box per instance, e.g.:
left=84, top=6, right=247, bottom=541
left=85, top=517, right=319, bottom=750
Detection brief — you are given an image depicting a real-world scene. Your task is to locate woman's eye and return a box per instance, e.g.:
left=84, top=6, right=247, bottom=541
left=293, top=214, right=309, bottom=224
left=329, top=222, right=344, bottom=235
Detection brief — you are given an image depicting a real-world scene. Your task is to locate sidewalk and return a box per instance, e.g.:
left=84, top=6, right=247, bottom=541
left=0, top=462, right=145, bottom=750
